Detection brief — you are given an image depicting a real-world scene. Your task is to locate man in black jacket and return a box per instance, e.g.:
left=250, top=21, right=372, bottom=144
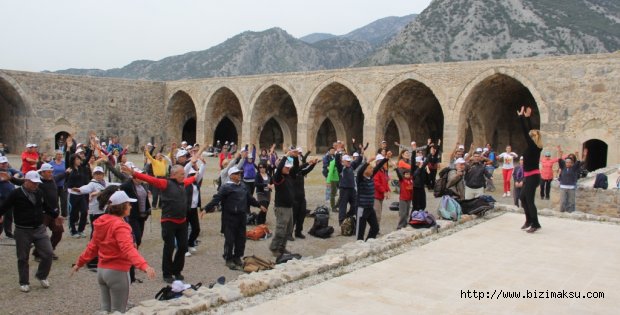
left=291, top=148, right=318, bottom=240
left=0, top=171, right=54, bottom=293
left=202, top=166, right=265, bottom=270
left=269, top=150, right=299, bottom=257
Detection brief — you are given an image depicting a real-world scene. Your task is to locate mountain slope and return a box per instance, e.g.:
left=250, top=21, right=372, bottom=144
left=300, top=33, right=337, bottom=44
left=342, top=14, right=417, bottom=47
left=363, top=0, right=620, bottom=66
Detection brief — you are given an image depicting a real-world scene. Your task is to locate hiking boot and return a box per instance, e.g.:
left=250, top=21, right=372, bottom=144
left=295, top=232, right=306, bottom=239
left=233, top=257, right=243, bottom=267
left=20, top=285, right=30, bottom=293
left=163, top=276, right=174, bottom=284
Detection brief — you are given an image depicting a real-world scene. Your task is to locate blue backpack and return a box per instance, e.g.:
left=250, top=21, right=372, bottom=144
left=437, top=195, right=462, bottom=221
left=409, top=210, right=436, bottom=228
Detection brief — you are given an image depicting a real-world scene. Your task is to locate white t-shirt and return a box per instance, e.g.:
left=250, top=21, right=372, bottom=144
left=498, top=152, right=518, bottom=169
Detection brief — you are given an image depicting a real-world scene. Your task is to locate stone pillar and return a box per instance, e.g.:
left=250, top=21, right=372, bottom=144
left=241, top=120, right=252, bottom=146
left=297, top=122, right=309, bottom=152
left=195, top=120, right=205, bottom=146
left=364, top=116, right=377, bottom=156
left=441, top=119, right=459, bottom=164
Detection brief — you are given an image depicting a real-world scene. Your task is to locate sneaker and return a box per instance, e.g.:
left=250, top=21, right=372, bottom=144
left=71, top=233, right=80, bottom=238
left=20, top=284, right=30, bottom=293
left=507, top=192, right=511, bottom=197
left=188, top=247, right=197, bottom=253
left=38, top=278, right=50, bottom=289
left=163, top=276, right=174, bottom=284
left=184, top=251, right=192, bottom=257
left=294, top=233, right=306, bottom=239
left=502, top=193, right=507, bottom=197
left=226, top=260, right=241, bottom=270
left=79, top=232, right=87, bottom=238
left=233, top=257, right=243, bottom=267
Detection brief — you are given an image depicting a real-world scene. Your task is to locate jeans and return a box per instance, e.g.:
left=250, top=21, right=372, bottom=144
left=520, top=174, right=541, bottom=228
left=15, top=225, right=53, bottom=285
left=559, top=188, right=576, bottom=213
left=161, top=221, right=188, bottom=277
left=269, top=207, right=293, bottom=253
left=485, top=166, right=496, bottom=192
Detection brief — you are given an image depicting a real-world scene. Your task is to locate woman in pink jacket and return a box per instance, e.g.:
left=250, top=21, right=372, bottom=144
left=539, top=149, right=559, bottom=200
left=71, top=191, right=155, bottom=313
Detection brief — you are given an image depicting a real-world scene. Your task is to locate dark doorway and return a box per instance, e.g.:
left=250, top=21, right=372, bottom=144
left=182, top=118, right=196, bottom=145
left=214, top=117, right=238, bottom=145
left=583, top=139, right=608, bottom=171
left=385, top=120, right=400, bottom=154
left=54, top=131, right=70, bottom=150
left=259, top=118, right=284, bottom=149
left=316, top=118, right=337, bottom=154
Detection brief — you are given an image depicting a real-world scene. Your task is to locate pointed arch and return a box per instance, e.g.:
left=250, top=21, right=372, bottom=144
left=0, top=72, right=34, bottom=150
left=204, top=87, right=243, bottom=146
left=167, top=90, right=197, bottom=143
left=250, top=84, right=297, bottom=149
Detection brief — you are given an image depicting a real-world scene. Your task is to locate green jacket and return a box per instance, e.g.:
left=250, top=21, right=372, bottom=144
left=326, top=159, right=339, bottom=183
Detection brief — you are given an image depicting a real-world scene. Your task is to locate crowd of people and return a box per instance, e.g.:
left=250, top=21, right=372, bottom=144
left=0, top=106, right=613, bottom=312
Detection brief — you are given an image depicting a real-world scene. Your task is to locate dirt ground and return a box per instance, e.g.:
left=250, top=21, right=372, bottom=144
left=0, top=154, right=553, bottom=314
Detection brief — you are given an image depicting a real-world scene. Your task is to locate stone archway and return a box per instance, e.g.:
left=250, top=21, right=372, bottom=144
left=315, top=118, right=338, bottom=153
left=583, top=139, right=608, bottom=171
left=0, top=74, right=30, bottom=150
left=376, top=79, right=443, bottom=150
left=54, top=131, right=70, bottom=150
left=458, top=73, right=540, bottom=155
left=307, top=82, right=364, bottom=153
left=167, top=90, right=197, bottom=143
left=205, top=87, right=243, bottom=146
left=251, top=85, right=297, bottom=150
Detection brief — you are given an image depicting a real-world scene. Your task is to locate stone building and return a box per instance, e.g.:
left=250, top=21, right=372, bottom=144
left=0, top=52, right=618, bottom=169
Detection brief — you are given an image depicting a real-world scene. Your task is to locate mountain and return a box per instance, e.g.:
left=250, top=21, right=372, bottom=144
left=300, top=33, right=337, bottom=44
left=55, top=28, right=372, bottom=80
left=300, top=14, right=417, bottom=47
left=363, top=0, right=620, bottom=66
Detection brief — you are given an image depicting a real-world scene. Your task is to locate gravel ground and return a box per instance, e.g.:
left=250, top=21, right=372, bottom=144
left=0, top=154, right=553, bottom=314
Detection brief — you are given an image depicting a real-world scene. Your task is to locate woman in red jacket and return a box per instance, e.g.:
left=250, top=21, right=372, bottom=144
left=71, top=191, right=155, bottom=313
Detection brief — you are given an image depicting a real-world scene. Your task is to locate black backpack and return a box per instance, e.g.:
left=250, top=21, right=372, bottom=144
left=593, top=173, right=608, bottom=189
left=433, top=167, right=453, bottom=198
left=309, top=206, right=333, bottom=238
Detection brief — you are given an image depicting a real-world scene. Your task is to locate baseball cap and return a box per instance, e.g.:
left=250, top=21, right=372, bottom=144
left=181, top=141, right=188, bottom=145
left=381, top=140, right=387, bottom=144
left=75, top=148, right=85, bottom=154
left=296, top=147, right=303, bottom=153
left=24, top=171, right=42, bottom=183
left=342, top=155, right=352, bottom=162
left=415, top=156, right=424, bottom=163
left=520, top=156, right=524, bottom=160
left=353, top=152, right=360, bottom=157
left=175, top=150, right=188, bottom=159
left=458, top=145, right=465, bottom=150
left=26, top=143, right=34, bottom=148
left=77, top=143, right=84, bottom=147
left=0, top=156, right=8, bottom=163
left=92, top=166, right=104, bottom=174
left=39, top=163, right=54, bottom=172
left=411, top=141, right=416, bottom=145
left=544, top=151, right=551, bottom=157
left=483, top=148, right=489, bottom=152
left=375, top=154, right=384, bottom=161
left=475, top=147, right=483, bottom=153
left=146, top=142, right=153, bottom=147
left=455, top=158, right=466, bottom=164
left=109, top=191, right=137, bottom=206
left=186, top=145, right=193, bottom=150
left=228, top=166, right=243, bottom=176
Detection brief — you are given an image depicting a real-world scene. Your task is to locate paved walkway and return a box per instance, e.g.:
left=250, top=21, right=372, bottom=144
left=237, top=213, right=619, bottom=314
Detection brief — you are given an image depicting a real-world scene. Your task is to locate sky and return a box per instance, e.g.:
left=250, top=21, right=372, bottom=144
left=0, top=0, right=432, bottom=72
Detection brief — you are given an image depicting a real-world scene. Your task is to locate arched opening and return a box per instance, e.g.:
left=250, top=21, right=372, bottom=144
left=583, top=139, right=608, bottom=171
left=167, top=90, right=197, bottom=143
left=205, top=87, right=243, bottom=146
left=384, top=120, right=400, bottom=154
left=259, top=118, right=284, bottom=149
left=315, top=118, right=337, bottom=153
left=251, top=85, right=297, bottom=150
left=182, top=118, right=196, bottom=145
left=0, top=75, right=28, bottom=151
left=376, top=79, right=443, bottom=150
left=214, top=117, right=238, bottom=145
left=308, top=82, right=363, bottom=153
left=54, top=131, right=70, bottom=150
left=459, top=74, right=540, bottom=154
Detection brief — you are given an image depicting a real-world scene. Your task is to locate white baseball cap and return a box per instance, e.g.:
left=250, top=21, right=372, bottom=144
left=26, top=143, right=33, bottom=148
left=353, top=152, right=360, bottom=157
left=0, top=156, right=8, bottom=163
left=186, top=145, right=193, bottom=150
left=92, top=166, right=104, bottom=174
left=75, top=148, right=85, bottom=154
left=175, top=150, right=188, bottom=159
left=455, top=158, right=466, bottom=164
left=181, top=141, right=188, bottom=145
left=24, top=170, right=42, bottom=183
left=146, top=143, right=153, bottom=147
left=228, top=166, right=243, bottom=176
left=483, top=148, right=489, bottom=152
left=411, top=141, right=416, bottom=145
left=32, top=144, right=38, bottom=147
left=458, top=145, right=465, bottom=150
left=342, top=155, right=352, bottom=162
left=39, top=163, right=54, bottom=172
left=475, top=147, right=483, bottom=153
left=296, top=147, right=303, bottom=153
left=109, top=191, right=137, bottom=206
left=375, top=154, right=385, bottom=161
left=415, top=156, right=424, bottom=163
left=77, top=143, right=84, bottom=147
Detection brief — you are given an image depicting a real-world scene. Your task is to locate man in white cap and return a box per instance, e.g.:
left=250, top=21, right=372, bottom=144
left=335, top=151, right=363, bottom=225
left=0, top=171, right=54, bottom=293
left=446, top=158, right=467, bottom=200
left=122, top=154, right=203, bottom=283
left=202, top=166, right=265, bottom=269
left=21, top=143, right=39, bottom=174
left=269, top=150, right=299, bottom=257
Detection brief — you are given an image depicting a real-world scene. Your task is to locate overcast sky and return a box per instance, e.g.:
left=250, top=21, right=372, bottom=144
left=0, top=0, right=431, bottom=72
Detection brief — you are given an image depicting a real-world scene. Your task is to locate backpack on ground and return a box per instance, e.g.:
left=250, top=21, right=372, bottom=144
left=246, top=224, right=271, bottom=241
left=593, top=173, right=608, bottom=189
left=433, top=167, right=453, bottom=198
left=340, top=215, right=356, bottom=236
left=309, top=206, right=334, bottom=238
left=310, top=226, right=334, bottom=238
left=409, top=210, right=437, bottom=228
left=155, top=281, right=202, bottom=300
left=437, top=195, right=462, bottom=221
left=459, top=198, right=494, bottom=216
left=389, top=201, right=399, bottom=211
left=246, top=212, right=258, bottom=225
left=242, top=255, right=275, bottom=273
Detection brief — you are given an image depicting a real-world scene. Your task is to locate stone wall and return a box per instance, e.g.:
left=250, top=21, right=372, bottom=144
left=550, top=167, right=620, bottom=217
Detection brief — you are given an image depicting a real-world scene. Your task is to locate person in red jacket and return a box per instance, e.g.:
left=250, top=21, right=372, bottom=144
left=373, top=153, right=390, bottom=227
left=71, top=190, right=155, bottom=313
left=21, top=143, right=39, bottom=174
left=395, top=169, right=413, bottom=229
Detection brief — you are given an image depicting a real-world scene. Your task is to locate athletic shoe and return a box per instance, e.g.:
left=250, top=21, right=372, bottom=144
left=71, top=233, right=80, bottom=238
left=185, top=251, right=192, bottom=257
left=233, top=257, right=243, bottom=267
left=225, top=260, right=240, bottom=270
left=294, top=233, right=306, bottom=239
left=188, top=247, right=197, bottom=253
left=507, top=192, right=511, bottom=197
left=38, top=278, right=50, bottom=289
left=79, top=232, right=86, bottom=238
left=502, top=193, right=507, bottom=197
left=20, top=285, right=30, bottom=293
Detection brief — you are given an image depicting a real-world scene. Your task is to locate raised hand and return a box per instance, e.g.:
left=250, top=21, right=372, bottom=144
left=524, top=107, right=532, bottom=117
left=517, top=106, right=525, bottom=116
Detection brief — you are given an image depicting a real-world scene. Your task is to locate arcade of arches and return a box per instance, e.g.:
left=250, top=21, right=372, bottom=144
left=168, top=90, right=197, bottom=145
left=459, top=74, right=540, bottom=156
left=206, top=87, right=243, bottom=146
left=0, top=77, right=28, bottom=151
left=251, top=85, right=297, bottom=151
